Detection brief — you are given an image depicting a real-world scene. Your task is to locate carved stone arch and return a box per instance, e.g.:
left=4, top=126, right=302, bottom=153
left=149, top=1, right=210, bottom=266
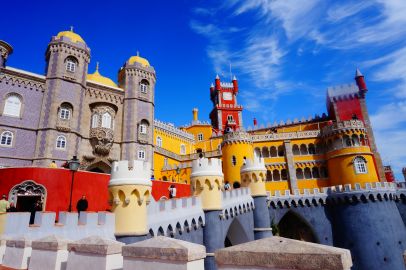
left=278, top=210, right=319, bottom=243
left=224, top=217, right=252, bottom=247
left=9, top=180, right=47, bottom=210
left=85, top=160, right=112, bottom=173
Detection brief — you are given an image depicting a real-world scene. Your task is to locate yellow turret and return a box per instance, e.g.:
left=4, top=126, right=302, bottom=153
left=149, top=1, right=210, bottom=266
left=322, top=120, right=379, bottom=187
left=108, top=160, right=152, bottom=236
left=190, top=157, right=223, bottom=210
left=240, top=154, right=267, bottom=197
left=221, top=131, right=254, bottom=185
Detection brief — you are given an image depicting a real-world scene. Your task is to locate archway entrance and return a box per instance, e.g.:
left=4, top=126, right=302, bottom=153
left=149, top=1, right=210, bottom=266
left=86, top=161, right=111, bottom=174
left=278, top=211, right=318, bottom=243
left=224, top=218, right=250, bottom=247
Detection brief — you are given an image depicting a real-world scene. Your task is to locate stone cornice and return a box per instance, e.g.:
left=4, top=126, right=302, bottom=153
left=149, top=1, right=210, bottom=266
left=0, top=67, right=45, bottom=92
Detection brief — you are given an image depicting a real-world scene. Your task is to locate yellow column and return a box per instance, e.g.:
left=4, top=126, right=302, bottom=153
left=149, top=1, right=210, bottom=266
left=108, top=160, right=152, bottom=236
left=190, top=158, right=223, bottom=210
left=221, top=131, right=253, bottom=184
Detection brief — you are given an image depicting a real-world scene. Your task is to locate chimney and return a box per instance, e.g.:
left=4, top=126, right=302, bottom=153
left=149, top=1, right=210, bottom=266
left=193, top=108, right=198, bottom=122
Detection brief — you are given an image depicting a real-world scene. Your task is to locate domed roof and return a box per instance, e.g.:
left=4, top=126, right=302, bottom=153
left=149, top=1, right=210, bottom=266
left=87, top=63, right=118, bottom=88
left=56, top=28, right=85, bottom=44
left=128, top=52, right=150, bottom=67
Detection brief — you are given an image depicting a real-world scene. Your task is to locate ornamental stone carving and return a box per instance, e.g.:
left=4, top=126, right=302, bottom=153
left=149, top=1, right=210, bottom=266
left=90, top=127, right=114, bottom=155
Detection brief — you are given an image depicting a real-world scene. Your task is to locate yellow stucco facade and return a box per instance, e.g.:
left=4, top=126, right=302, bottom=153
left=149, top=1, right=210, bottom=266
left=152, top=112, right=381, bottom=195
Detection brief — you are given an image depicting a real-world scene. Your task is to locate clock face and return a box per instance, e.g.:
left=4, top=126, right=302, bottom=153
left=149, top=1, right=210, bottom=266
left=222, top=92, right=232, bottom=101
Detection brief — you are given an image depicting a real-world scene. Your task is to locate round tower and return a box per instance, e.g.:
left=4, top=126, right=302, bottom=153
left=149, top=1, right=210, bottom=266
left=221, top=131, right=253, bottom=185
left=108, top=160, right=152, bottom=243
left=240, top=155, right=273, bottom=239
left=0, top=40, right=13, bottom=68
left=321, top=119, right=379, bottom=187
left=190, top=157, right=223, bottom=210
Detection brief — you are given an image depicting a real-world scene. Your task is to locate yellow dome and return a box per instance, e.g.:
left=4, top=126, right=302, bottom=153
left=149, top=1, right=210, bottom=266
left=56, top=29, right=85, bottom=44
left=128, top=54, right=150, bottom=67
left=87, top=63, right=118, bottom=88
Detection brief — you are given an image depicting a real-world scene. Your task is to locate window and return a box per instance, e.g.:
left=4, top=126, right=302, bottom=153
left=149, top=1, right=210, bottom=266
left=197, top=133, right=203, bottom=141
left=354, top=156, right=367, bottom=174
left=59, top=108, right=70, bottom=120
left=0, top=131, right=13, bottom=146
left=101, top=113, right=112, bottom=128
left=138, top=150, right=145, bottom=160
left=227, top=115, right=234, bottom=122
left=180, top=144, right=186, bottom=155
left=156, top=136, right=162, bottom=147
left=232, top=156, right=237, bottom=166
left=3, top=94, right=22, bottom=117
left=139, top=124, right=147, bottom=134
left=140, top=83, right=148, bottom=93
left=65, top=57, right=77, bottom=72
left=91, top=114, right=99, bottom=128
left=56, top=135, right=66, bottom=149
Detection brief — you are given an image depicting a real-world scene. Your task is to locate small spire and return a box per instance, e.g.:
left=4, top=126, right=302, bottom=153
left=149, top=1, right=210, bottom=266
left=216, top=74, right=220, bottom=79
left=137, top=50, right=140, bottom=57
left=70, top=26, right=74, bottom=32
left=232, top=75, right=237, bottom=81
left=210, top=83, right=214, bottom=88
left=96, top=62, right=99, bottom=71
left=355, top=68, right=363, bottom=77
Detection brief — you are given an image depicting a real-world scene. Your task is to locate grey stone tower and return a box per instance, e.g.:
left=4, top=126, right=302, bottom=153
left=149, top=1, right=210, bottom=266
left=0, top=40, right=13, bottom=68
left=34, top=30, right=90, bottom=166
left=119, top=54, right=155, bottom=167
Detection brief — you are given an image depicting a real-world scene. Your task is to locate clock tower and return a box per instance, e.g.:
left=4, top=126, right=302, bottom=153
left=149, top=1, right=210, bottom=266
left=209, top=75, right=243, bottom=134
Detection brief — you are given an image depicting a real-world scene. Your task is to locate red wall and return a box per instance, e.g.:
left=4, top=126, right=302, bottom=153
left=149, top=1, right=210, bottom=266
left=0, top=168, right=191, bottom=214
left=335, top=98, right=364, bottom=121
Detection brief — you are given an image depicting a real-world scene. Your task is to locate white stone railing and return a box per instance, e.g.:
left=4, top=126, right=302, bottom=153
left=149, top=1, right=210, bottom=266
left=251, top=130, right=320, bottom=142
left=154, top=120, right=195, bottom=141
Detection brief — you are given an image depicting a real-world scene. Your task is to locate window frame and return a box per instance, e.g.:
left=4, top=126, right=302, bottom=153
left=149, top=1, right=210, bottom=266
left=3, top=94, right=22, bottom=117
left=0, top=131, right=13, bottom=147
left=101, top=112, right=112, bottom=129
left=139, top=124, right=147, bottom=134
left=140, top=83, right=148, bottom=94
left=91, top=114, right=99, bottom=128
left=180, top=144, right=186, bottom=155
left=56, top=135, right=67, bottom=150
left=197, top=133, right=203, bottom=141
left=65, top=58, right=77, bottom=73
left=353, top=156, right=368, bottom=174
left=156, top=136, right=162, bottom=147
left=59, top=107, right=71, bottom=120
left=138, top=150, right=146, bottom=160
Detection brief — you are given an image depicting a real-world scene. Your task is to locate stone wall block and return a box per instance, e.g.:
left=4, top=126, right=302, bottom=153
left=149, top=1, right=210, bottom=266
left=66, top=235, right=124, bottom=270
left=29, top=234, right=71, bottom=270
left=122, top=236, right=206, bottom=270
left=2, top=236, right=32, bottom=269
left=215, top=236, right=352, bottom=270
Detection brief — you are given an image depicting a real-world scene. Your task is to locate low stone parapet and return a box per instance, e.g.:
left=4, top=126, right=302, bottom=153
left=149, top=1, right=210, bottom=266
left=122, top=236, right=206, bottom=270
left=28, top=235, right=71, bottom=270
left=2, top=236, right=32, bottom=270
left=66, top=235, right=124, bottom=270
left=215, top=236, right=352, bottom=270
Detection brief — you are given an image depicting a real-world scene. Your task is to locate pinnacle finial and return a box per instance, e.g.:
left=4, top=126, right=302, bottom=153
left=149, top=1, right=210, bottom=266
left=96, top=62, right=99, bottom=71
left=233, top=75, right=237, bottom=81
left=210, top=83, right=214, bottom=88
left=216, top=74, right=220, bottom=79
left=355, top=68, right=363, bottom=78
left=70, top=26, right=74, bottom=32
left=137, top=50, right=140, bottom=57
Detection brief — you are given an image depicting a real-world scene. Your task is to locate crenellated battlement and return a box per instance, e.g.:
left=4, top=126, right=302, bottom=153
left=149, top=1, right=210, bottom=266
left=222, top=131, right=252, bottom=146
left=321, top=119, right=365, bottom=138
left=221, top=188, right=254, bottom=219
left=268, top=182, right=398, bottom=208
left=109, top=160, right=152, bottom=187
left=1, top=211, right=115, bottom=241
left=191, top=157, right=223, bottom=178
left=240, top=156, right=266, bottom=173
left=147, top=196, right=205, bottom=237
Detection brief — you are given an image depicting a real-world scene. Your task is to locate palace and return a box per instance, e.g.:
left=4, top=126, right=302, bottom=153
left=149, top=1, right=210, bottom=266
left=0, top=29, right=388, bottom=197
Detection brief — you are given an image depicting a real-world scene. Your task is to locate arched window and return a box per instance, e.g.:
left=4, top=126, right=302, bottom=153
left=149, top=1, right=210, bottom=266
left=292, top=145, right=300, bottom=155
left=266, top=170, right=273, bottom=181
left=270, top=146, right=277, bottom=157
left=353, top=156, right=368, bottom=174
left=56, top=135, right=66, bottom=149
left=227, top=115, right=234, bottom=122
left=312, top=167, right=320, bottom=178
left=139, top=119, right=149, bottom=135
left=262, top=147, right=269, bottom=158
left=300, top=144, right=308, bottom=155
left=308, top=144, right=316, bottom=154
left=59, top=103, right=72, bottom=120
left=278, top=145, right=285, bottom=157
left=352, top=134, right=360, bottom=146
left=281, top=169, right=288, bottom=180
left=3, top=94, right=22, bottom=117
left=140, top=79, right=149, bottom=94
left=101, top=113, right=112, bottom=128
left=304, top=167, right=312, bottom=179
left=344, top=135, right=352, bottom=147
left=0, top=131, right=13, bottom=146
left=296, top=168, right=304, bottom=180
left=273, top=170, right=280, bottom=181
left=231, top=156, right=237, bottom=166
left=180, top=144, right=186, bottom=155
left=156, top=136, right=162, bottom=147
left=254, top=147, right=262, bottom=157
left=91, top=114, right=99, bottom=128
left=65, top=57, right=78, bottom=72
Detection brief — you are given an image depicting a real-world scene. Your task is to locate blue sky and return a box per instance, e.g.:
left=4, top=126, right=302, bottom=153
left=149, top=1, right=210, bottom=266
left=3, top=0, right=406, bottom=179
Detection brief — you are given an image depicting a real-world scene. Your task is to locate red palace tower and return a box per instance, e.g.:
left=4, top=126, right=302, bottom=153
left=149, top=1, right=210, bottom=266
left=209, top=75, right=243, bottom=134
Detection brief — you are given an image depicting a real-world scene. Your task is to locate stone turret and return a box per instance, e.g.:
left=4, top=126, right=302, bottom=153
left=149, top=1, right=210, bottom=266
left=0, top=40, right=13, bottom=68
left=190, top=157, right=223, bottom=211
left=108, top=160, right=152, bottom=244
